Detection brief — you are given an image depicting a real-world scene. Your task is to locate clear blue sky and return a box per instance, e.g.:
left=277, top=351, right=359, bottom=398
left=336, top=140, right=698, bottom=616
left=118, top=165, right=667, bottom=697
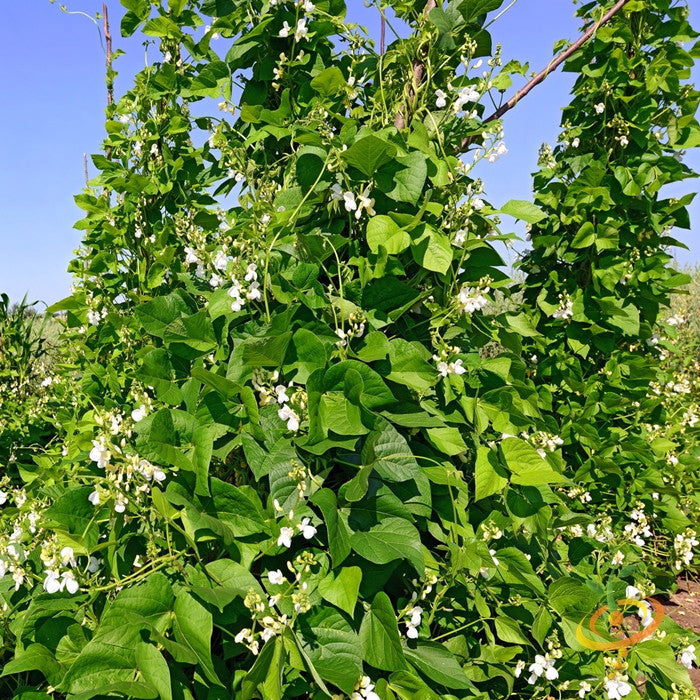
left=1, top=1, right=697, bottom=306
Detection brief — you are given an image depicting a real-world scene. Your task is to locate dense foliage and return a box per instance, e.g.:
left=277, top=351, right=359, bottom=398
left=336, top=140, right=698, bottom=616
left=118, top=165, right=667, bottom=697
left=0, top=0, right=699, bottom=698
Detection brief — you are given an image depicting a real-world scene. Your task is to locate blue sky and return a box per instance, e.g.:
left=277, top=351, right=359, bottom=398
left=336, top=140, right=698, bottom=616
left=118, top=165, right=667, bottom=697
left=0, top=1, right=697, bottom=305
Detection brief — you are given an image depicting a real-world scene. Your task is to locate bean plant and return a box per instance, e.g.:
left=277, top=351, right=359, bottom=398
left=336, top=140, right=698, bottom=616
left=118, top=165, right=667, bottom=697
left=0, top=0, right=699, bottom=698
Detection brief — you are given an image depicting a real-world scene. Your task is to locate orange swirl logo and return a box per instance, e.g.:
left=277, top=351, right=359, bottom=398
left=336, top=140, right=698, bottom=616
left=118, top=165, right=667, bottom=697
left=576, top=598, right=664, bottom=652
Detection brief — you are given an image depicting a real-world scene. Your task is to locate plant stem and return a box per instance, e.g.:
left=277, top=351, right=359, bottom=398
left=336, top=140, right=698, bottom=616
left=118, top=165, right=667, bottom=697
left=460, top=0, right=632, bottom=150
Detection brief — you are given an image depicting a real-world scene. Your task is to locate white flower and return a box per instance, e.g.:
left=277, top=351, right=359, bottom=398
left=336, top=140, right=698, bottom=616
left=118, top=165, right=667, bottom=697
left=453, top=228, right=467, bottom=246
left=405, top=622, right=419, bottom=638
left=454, top=85, right=479, bottom=113
left=277, top=526, right=294, bottom=548
left=268, top=569, right=285, bottom=585
left=471, top=197, right=485, bottom=211
left=244, top=263, right=258, bottom=282
left=114, top=495, right=128, bottom=513
left=603, top=674, right=632, bottom=699
left=275, top=384, right=291, bottom=404
left=209, top=273, right=223, bottom=288
left=457, top=285, right=489, bottom=314
left=572, top=137, right=580, bottom=148
left=343, top=191, right=357, bottom=212
left=213, top=250, right=228, bottom=270
left=619, top=135, right=629, bottom=147
left=60, top=547, right=75, bottom=566
left=43, top=570, right=62, bottom=594
left=62, top=571, right=79, bottom=594
left=637, top=601, right=653, bottom=627
left=247, top=281, right=262, bottom=301
left=299, top=517, right=317, bottom=539
left=552, top=298, right=574, bottom=320
left=489, top=549, right=499, bottom=566
left=515, top=660, right=526, bottom=677
left=279, top=21, right=291, bottom=38
left=88, top=490, right=100, bottom=506
left=278, top=404, right=300, bottom=431
left=302, top=0, right=315, bottom=11
left=0, top=490, right=7, bottom=506
left=88, top=556, right=103, bottom=573
left=356, top=188, right=376, bottom=219
left=87, top=309, right=102, bottom=326
left=407, top=605, right=422, bottom=626
left=578, top=681, right=592, bottom=697
left=594, top=102, right=605, bottom=114
left=435, top=89, right=447, bottom=108
left=679, top=644, right=696, bottom=669
left=527, top=654, right=558, bottom=684
left=89, top=440, right=111, bottom=469
left=131, top=405, right=147, bottom=422
left=611, top=551, right=625, bottom=566
left=488, top=141, right=508, bottom=162
left=625, top=585, right=641, bottom=600
left=234, top=627, right=252, bottom=644
left=294, top=18, right=308, bottom=41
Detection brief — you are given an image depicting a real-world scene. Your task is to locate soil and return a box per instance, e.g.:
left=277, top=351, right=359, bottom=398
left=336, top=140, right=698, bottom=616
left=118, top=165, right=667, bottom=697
left=661, top=577, right=700, bottom=693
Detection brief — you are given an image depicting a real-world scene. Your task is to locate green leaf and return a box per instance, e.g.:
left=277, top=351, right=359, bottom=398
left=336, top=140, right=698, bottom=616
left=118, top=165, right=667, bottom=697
left=296, top=608, right=362, bottom=695
left=134, top=643, right=172, bottom=700
left=362, top=421, right=421, bottom=482
left=366, top=216, right=410, bottom=255
left=318, top=566, right=362, bottom=617
left=241, top=637, right=285, bottom=700
left=501, top=438, right=566, bottom=485
left=290, top=328, right=327, bottom=382
left=172, top=590, right=221, bottom=686
left=241, top=332, right=292, bottom=367
left=350, top=517, right=424, bottom=573
left=458, top=0, right=504, bottom=23
left=410, top=225, right=453, bottom=274
left=494, top=615, right=530, bottom=645
left=342, top=135, right=397, bottom=178
left=426, top=427, right=467, bottom=456
left=383, top=151, right=428, bottom=205
left=499, top=199, right=546, bottom=223
left=310, top=66, right=347, bottom=97
left=312, top=489, right=351, bottom=566
left=474, top=446, right=508, bottom=500
left=135, top=292, right=192, bottom=337
left=359, top=592, right=407, bottom=671
left=403, top=641, right=473, bottom=690
left=62, top=574, right=174, bottom=695
left=44, top=486, right=99, bottom=549
left=383, top=338, right=435, bottom=392
left=1, top=644, right=64, bottom=686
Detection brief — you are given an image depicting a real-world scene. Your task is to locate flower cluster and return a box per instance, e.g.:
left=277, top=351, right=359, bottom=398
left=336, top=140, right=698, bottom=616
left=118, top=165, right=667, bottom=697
left=351, top=676, right=380, bottom=700
left=252, top=370, right=307, bottom=432
left=39, top=540, right=80, bottom=594
left=335, top=313, right=367, bottom=349
left=526, top=430, right=564, bottom=459
left=602, top=658, right=633, bottom=699
left=331, top=184, right=376, bottom=219
left=673, top=528, right=698, bottom=570
left=228, top=262, right=262, bottom=312
left=432, top=344, right=466, bottom=378
left=456, top=277, right=491, bottom=315
left=515, top=653, right=559, bottom=685
left=87, top=409, right=167, bottom=513
left=623, top=502, right=653, bottom=547
left=552, top=293, right=574, bottom=320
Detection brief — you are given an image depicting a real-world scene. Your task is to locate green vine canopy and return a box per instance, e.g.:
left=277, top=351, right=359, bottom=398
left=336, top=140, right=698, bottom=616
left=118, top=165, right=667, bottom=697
left=0, top=0, right=699, bottom=698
